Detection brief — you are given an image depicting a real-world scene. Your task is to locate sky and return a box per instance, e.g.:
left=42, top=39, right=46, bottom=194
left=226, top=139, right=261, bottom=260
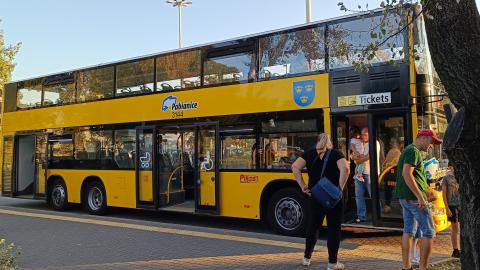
left=1, top=0, right=479, bottom=81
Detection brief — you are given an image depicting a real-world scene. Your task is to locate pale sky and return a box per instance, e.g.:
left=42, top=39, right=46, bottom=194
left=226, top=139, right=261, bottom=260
left=1, top=0, right=479, bottom=81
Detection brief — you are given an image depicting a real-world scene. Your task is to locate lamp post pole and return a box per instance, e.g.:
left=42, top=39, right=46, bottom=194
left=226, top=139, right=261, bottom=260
left=166, top=0, right=192, bottom=48
left=306, top=0, right=312, bottom=23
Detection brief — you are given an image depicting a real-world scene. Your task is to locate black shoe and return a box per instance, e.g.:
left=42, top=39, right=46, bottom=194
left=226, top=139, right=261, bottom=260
left=452, top=249, right=461, bottom=258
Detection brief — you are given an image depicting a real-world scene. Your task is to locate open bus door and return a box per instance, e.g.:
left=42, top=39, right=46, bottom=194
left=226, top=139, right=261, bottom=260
left=13, top=133, right=48, bottom=198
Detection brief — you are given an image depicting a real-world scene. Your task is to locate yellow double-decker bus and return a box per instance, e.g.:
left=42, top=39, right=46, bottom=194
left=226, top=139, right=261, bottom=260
left=1, top=7, right=450, bottom=235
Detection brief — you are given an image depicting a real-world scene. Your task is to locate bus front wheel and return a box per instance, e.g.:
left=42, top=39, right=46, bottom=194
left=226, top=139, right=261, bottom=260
left=83, top=181, right=107, bottom=215
left=267, top=187, right=308, bottom=236
left=49, top=180, right=68, bottom=211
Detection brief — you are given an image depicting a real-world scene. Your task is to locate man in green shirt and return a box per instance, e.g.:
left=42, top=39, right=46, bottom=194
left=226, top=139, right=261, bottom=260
left=396, top=129, right=442, bottom=270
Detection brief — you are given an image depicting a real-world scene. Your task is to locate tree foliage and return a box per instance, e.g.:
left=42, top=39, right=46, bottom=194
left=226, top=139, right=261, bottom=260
left=0, top=20, right=21, bottom=97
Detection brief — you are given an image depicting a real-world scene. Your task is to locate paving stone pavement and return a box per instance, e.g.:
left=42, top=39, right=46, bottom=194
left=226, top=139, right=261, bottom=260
left=27, top=231, right=453, bottom=270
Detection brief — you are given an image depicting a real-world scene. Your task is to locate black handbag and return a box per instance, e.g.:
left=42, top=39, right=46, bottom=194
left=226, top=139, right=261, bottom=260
left=311, top=150, right=343, bottom=209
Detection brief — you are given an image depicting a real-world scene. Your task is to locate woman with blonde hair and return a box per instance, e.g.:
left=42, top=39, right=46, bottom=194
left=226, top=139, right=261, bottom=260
left=292, top=133, right=350, bottom=269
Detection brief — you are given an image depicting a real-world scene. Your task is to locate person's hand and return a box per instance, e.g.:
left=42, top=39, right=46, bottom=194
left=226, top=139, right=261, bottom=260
left=417, top=197, right=427, bottom=210
left=446, top=207, right=452, bottom=217
left=300, top=184, right=311, bottom=196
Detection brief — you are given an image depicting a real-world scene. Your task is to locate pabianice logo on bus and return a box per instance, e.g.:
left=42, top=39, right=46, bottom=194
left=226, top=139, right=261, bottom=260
left=162, top=95, right=199, bottom=118
left=240, top=174, right=259, bottom=184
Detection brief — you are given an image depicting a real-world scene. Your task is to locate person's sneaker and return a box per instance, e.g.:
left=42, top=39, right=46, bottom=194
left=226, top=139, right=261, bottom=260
left=327, top=262, right=345, bottom=270
left=452, top=249, right=461, bottom=258
left=354, top=218, right=364, bottom=224
left=302, top=257, right=311, bottom=266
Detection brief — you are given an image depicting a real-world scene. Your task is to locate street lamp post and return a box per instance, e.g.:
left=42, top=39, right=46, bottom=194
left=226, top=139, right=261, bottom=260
left=306, top=0, right=312, bottom=23
left=166, top=0, right=192, bottom=48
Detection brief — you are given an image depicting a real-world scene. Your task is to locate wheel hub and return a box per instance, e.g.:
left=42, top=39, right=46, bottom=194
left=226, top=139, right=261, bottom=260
left=275, top=197, right=303, bottom=231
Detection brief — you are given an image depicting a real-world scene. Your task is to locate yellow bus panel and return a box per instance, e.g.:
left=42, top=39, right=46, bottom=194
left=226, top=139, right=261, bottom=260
left=2, top=74, right=329, bottom=133
left=47, top=170, right=136, bottom=208
left=219, top=171, right=307, bottom=220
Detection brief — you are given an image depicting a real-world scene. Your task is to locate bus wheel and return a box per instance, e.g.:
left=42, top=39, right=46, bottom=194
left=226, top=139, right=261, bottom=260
left=50, top=180, right=68, bottom=211
left=84, top=181, right=107, bottom=215
left=267, top=187, right=307, bottom=236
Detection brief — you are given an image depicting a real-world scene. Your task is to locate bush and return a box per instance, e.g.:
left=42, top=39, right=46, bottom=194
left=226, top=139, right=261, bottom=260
left=0, top=239, right=20, bottom=270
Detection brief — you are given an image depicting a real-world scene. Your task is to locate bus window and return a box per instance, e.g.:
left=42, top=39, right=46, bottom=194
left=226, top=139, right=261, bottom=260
left=259, top=26, right=325, bottom=79
left=156, top=50, right=201, bottom=91
left=328, top=14, right=406, bottom=69
left=221, top=134, right=256, bottom=169
left=114, top=129, right=136, bottom=169
left=203, top=52, right=254, bottom=85
left=17, top=80, right=42, bottom=109
left=52, top=141, right=74, bottom=160
left=260, top=132, right=318, bottom=170
left=77, top=66, right=114, bottom=102
left=116, top=58, right=154, bottom=96
left=42, top=82, right=75, bottom=106
left=74, top=129, right=113, bottom=160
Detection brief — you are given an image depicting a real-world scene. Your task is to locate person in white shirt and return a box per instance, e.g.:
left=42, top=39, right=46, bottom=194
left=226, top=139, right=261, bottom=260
left=352, top=128, right=371, bottom=223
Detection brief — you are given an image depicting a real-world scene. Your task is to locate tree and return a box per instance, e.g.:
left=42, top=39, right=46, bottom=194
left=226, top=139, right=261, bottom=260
left=337, top=1, right=479, bottom=269
left=0, top=20, right=21, bottom=106
left=423, top=1, right=480, bottom=269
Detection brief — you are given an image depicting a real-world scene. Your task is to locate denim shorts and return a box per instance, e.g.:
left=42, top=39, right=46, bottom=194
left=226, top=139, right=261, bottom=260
left=399, top=199, right=436, bottom=238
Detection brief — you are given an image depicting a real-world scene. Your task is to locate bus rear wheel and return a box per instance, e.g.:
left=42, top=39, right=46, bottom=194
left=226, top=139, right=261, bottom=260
left=83, top=181, right=107, bottom=215
left=267, top=187, right=308, bottom=236
left=49, top=180, right=68, bottom=211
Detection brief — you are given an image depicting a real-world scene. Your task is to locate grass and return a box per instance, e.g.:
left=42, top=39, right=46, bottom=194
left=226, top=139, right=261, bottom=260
left=0, top=239, right=20, bottom=270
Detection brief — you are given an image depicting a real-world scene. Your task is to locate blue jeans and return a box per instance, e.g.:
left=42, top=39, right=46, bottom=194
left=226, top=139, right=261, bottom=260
left=355, top=174, right=371, bottom=221
left=399, top=199, right=436, bottom=238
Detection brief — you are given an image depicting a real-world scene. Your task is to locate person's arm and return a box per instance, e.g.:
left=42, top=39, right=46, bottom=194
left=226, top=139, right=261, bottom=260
left=442, top=182, right=452, bottom=217
left=354, top=154, right=369, bottom=164
left=402, top=164, right=427, bottom=209
left=291, top=157, right=310, bottom=196
left=337, top=157, right=350, bottom=191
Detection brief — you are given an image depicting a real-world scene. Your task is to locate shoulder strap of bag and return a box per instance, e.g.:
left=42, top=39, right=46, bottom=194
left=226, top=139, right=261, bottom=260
left=320, top=150, right=331, bottom=178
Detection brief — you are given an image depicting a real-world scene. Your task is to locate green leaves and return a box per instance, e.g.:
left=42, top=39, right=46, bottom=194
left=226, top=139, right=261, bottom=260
left=0, top=20, right=21, bottom=95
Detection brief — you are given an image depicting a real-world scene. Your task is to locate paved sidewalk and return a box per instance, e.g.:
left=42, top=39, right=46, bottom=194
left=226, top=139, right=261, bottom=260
left=0, top=198, right=453, bottom=270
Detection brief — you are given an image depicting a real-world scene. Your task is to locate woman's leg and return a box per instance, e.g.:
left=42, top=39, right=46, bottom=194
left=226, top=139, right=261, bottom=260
left=451, top=221, right=460, bottom=250
left=326, top=200, right=344, bottom=264
left=304, top=198, right=326, bottom=259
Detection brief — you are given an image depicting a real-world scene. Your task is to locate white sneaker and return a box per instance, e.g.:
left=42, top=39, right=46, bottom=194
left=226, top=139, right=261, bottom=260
left=327, top=262, right=345, bottom=270
left=302, top=257, right=311, bottom=266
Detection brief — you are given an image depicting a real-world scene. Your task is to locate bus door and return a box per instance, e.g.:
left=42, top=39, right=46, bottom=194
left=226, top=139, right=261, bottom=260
left=14, top=133, right=48, bottom=198
left=195, top=123, right=220, bottom=214
left=135, top=126, right=156, bottom=208
left=369, top=113, right=408, bottom=226
left=331, top=115, right=356, bottom=221
left=155, top=126, right=195, bottom=208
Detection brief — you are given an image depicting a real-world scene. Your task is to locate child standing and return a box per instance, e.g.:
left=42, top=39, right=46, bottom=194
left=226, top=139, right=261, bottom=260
left=442, top=164, right=461, bottom=258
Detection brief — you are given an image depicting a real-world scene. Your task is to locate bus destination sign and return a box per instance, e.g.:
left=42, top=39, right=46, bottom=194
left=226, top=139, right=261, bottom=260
left=337, top=92, right=391, bottom=107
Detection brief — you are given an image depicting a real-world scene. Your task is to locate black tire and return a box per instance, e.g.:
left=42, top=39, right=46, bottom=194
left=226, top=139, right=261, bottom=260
left=267, top=187, right=308, bottom=236
left=49, top=179, right=68, bottom=211
left=83, top=181, right=107, bottom=215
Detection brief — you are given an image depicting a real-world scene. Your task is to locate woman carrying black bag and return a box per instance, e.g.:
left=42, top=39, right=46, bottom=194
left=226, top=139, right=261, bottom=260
left=291, top=133, right=349, bottom=269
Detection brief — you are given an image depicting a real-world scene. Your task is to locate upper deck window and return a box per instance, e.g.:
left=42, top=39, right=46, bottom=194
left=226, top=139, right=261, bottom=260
left=77, top=66, right=114, bottom=102
left=156, top=50, right=201, bottom=91
left=328, top=14, right=406, bottom=69
left=42, top=73, right=76, bottom=106
left=203, top=52, right=254, bottom=86
left=17, top=80, right=42, bottom=109
left=259, top=26, right=325, bottom=80
left=116, top=58, right=154, bottom=96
